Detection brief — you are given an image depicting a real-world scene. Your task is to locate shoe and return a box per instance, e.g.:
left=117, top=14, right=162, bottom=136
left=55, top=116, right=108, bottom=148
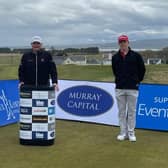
left=117, top=134, right=127, bottom=141
left=128, top=133, right=136, bottom=142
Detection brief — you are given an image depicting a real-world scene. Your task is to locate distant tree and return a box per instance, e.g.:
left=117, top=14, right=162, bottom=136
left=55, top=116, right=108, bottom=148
left=0, top=47, right=11, bottom=53
left=64, top=47, right=99, bottom=54
left=162, top=46, right=168, bottom=51
left=13, top=48, right=31, bottom=53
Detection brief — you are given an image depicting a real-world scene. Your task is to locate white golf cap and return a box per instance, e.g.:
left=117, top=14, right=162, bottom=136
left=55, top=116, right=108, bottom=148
left=31, top=36, right=42, bottom=43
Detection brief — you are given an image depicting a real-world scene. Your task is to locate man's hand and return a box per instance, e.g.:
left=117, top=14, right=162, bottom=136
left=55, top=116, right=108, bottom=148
left=18, top=82, right=24, bottom=89
left=53, top=83, right=59, bottom=91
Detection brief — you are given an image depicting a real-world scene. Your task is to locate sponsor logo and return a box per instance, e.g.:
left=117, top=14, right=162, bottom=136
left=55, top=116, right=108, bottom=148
left=50, top=100, right=55, bottom=106
left=20, top=123, right=32, bottom=131
left=32, top=123, right=48, bottom=132
left=48, top=115, right=55, bottom=123
left=20, top=91, right=32, bottom=98
left=48, top=91, right=55, bottom=99
left=48, top=99, right=55, bottom=107
left=32, top=107, right=48, bottom=115
left=50, top=131, right=55, bottom=138
left=32, top=116, right=48, bottom=123
left=48, top=123, right=55, bottom=131
left=32, top=132, right=48, bottom=140
left=32, top=100, right=48, bottom=107
left=57, top=85, right=113, bottom=116
left=20, top=99, right=32, bottom=107
left=48, top=131, right=55, bottom=140
left=48, top=107, right=55, bottom=115
left=20, top=130, right=32, bottom=140
left=0, top=89, right=19, bottom=120
left=41, top=58, right=45, bottom=62
left=20, top=115, right=32, bottom=123
left=20, top=107, right=32, bottom=115
left=32, top=91, right=48, bottom=99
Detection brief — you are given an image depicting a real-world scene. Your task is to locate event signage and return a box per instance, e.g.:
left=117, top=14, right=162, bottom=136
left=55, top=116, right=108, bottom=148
left=0, top=80, right=19, bottom=126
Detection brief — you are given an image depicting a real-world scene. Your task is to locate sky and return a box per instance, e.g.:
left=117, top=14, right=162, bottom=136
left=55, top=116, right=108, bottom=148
left=0, top=0, right=168, bottom=47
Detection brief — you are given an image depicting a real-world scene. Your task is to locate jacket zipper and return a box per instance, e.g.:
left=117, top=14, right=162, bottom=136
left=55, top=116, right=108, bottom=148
left=35, top=52, right=38, bottom=87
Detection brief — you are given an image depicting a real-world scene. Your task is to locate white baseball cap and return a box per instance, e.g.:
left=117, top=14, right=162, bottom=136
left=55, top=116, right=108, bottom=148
left=31, top=36, right=42, bottom=43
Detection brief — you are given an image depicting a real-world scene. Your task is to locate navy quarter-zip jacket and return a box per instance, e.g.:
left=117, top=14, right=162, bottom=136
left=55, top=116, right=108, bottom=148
left=18, top=50, right=58, bottom=86
left=112, top=49, right=146, bottom=90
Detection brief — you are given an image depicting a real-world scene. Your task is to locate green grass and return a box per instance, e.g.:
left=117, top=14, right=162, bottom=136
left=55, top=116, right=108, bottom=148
left=2, top=64, right=167, bottom=84
left=0, top=121, right=168, bottom=168
left=0, top=65, right=18, bottom=80
left=143, top=64, right=168, bottom=84
left=58, top=64, right=114, bottom=82
left=58, top=64, right=168, bottom=84
left=0, top=54, right=21, bottom=65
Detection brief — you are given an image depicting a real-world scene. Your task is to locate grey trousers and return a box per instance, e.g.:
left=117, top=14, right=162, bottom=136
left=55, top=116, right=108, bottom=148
left=116, top=89, right=138, bottom=135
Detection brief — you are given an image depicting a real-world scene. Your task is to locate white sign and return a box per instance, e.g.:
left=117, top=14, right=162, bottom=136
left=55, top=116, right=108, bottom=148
left=55, top=80, right=119, bottom=126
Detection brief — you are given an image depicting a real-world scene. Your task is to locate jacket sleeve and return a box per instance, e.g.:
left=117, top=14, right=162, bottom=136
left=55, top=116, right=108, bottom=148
left=18, top=54, right=25, bottom=83
left=137, top=53, right=146, bottom=82
left=48, top=53, right=58, bottom=84
left=112, top=55, right=116, bottom=77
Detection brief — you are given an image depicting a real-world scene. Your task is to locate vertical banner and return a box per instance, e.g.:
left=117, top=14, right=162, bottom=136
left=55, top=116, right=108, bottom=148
left=19, top=86, right=55, bottom=142
left=56, top=80, right=119, bottom=126
left=136, top=84, right=168, bottom=131
left=0, top=80, right=19, bottom=126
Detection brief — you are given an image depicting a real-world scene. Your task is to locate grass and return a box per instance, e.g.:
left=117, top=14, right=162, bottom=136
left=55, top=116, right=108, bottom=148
left=58, top=64, right=114, bottom=82
left=0, top=65, right=18, bottom=80
left=1, top=63, right=167, bottom=84
left=59, top=64, right=168, bottom=84
left=0, top=54, right=21, bottom=65
left=0, top=59, right=168, bottom=168
left=143, top=64, right=168, bottom=84
left=0, top=121, right=168, bottom=168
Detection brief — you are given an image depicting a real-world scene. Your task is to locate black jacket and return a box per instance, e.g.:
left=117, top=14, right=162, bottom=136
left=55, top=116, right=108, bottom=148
left=18, top=50, right=58, bottom=86
left=112, top=49, right=146, bottom=90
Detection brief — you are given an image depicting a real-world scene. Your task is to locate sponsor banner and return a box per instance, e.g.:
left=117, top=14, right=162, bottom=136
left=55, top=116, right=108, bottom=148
left=32, top=116, right=48, bottom=123
left=48, top=107, right=55, bottom=115
left=20, top=98, right=32, bottom=107
left=32, top=99, right=48, bottom=107
left=56, top=80, right=119, bottom=126
left=20, top=114, right=32, bottom=123
left=1, top=79, right=168, bottom=131
left=32, top=132, right=48, bottom=140
left=48, top=131, right=55, bottom=140
left=32, top=107, right=48, bottom=115
left=20, top=123, right=32, bottom=131
left=0, top=80, right=19, bottom=126
left=20, top=107, right=32, bottom=115
left=32, top=91, right=48, bottom=99
left=20, top=130, right=32, bottom=140
left=136, top=84, right=168, bottom=131
left=32, top=123, right=48, bottom=132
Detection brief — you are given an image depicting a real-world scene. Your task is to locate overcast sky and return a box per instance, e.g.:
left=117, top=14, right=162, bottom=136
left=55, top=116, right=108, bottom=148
left=0, top=0, right=168, bottom=47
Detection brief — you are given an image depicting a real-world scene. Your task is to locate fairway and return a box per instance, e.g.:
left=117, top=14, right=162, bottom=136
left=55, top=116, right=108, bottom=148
left=0, top=121, right=167, bottom=168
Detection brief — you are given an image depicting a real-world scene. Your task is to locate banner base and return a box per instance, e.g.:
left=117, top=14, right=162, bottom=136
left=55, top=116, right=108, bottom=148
left=20, top=139, right=55, bottom=146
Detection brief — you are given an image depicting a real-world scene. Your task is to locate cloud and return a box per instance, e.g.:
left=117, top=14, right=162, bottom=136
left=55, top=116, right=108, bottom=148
left=0, top=0, right=167, bottom=46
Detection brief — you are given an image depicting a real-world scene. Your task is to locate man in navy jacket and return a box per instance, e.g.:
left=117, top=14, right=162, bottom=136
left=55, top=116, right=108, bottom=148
left=112, top=35, right=145, bottom=142
left=18, top=36, right=59, bottom=91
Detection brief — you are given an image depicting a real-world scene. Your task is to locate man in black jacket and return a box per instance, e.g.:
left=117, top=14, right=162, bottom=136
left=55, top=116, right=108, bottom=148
left=112, top=35, right=145, bottom=142
left=18, top=36, right=59, bottom=91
